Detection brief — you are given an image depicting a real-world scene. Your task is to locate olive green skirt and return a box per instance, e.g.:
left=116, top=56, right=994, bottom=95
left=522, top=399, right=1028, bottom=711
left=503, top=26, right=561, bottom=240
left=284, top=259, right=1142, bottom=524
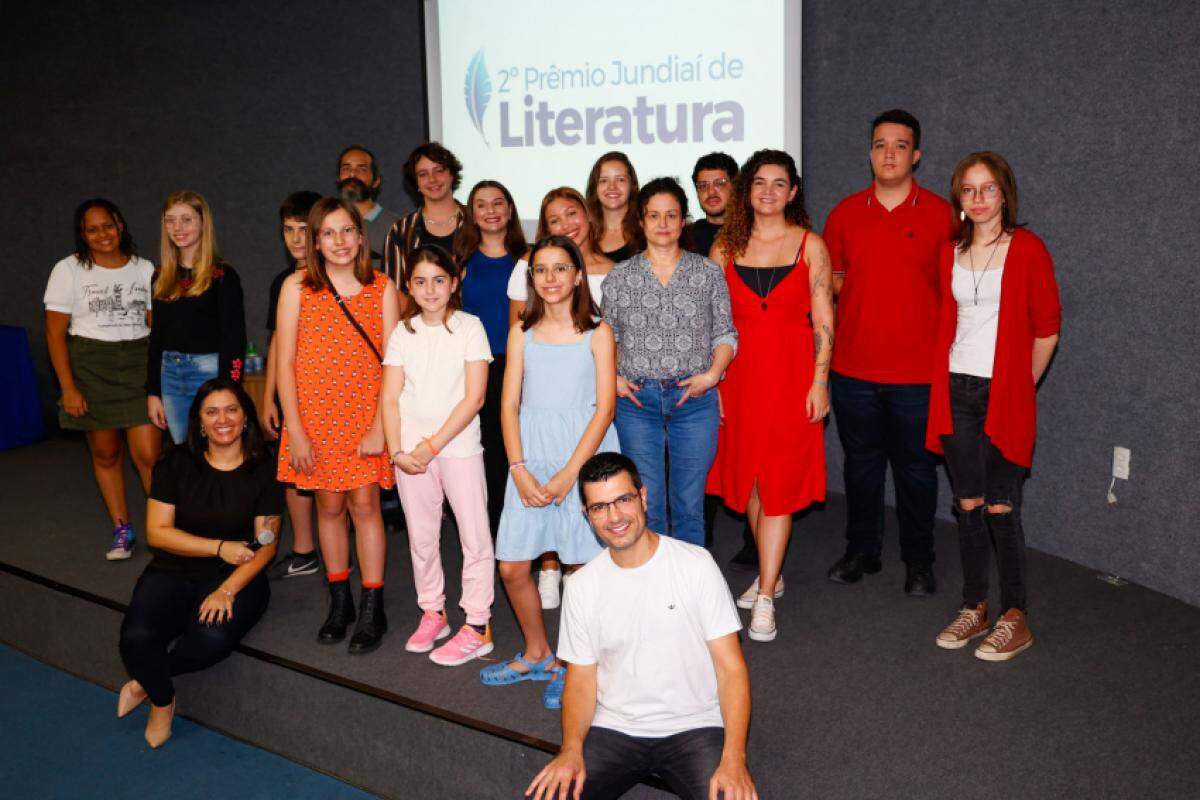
left=60, top=336, right=152, bottom=431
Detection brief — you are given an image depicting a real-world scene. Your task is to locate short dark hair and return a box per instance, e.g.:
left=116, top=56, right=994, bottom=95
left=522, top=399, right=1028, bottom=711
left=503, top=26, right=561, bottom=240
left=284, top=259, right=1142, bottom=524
left=636, top=176, right=691, bottom=222
left=578, top=452, right=643, bottom=504
left=403, top=142, right=464, bottom=203
left=185, top=377, right=268, bottom=467
left=279, top=190, right=321, bottom=223
left=73, top=198, right=136, bottom=268
left=691, top=152, right=739, bottom=185
left=871, top=108, right=921, bottom=151
left=337, top=145, right=380, bottom=183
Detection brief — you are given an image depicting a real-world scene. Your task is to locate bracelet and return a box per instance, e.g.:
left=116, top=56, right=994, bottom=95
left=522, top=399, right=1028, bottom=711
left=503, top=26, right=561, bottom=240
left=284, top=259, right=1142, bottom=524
left=216, top=541, right=225, bottom=558
left=508, top=460, right=526, bottom=472
left=390, top=450, right=404, bottom=464
left=219, top=587, right=233, bottom=599
left=421, top=436, right=440, bottom=457
left=812, top=379, right=828, bottom=387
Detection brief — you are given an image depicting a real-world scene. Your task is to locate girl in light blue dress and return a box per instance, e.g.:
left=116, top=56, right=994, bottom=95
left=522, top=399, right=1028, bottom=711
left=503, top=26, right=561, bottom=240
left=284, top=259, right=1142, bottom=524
left=481, top=235, right=618, bottom=709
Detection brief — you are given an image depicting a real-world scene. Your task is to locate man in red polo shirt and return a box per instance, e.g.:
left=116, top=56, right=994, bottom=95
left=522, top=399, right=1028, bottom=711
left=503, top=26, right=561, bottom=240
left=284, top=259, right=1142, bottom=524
left=823, top=109, right=952, bottom=596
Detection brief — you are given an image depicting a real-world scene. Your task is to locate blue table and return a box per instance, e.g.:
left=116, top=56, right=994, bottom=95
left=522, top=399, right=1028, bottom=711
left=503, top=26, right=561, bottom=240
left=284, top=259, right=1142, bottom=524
left=0, top=325, right=47, bottom=450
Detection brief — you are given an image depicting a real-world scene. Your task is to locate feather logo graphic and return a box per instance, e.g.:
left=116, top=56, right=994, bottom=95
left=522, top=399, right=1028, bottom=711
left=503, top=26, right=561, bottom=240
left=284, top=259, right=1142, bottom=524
left=464, top=49, right=492, bottom=145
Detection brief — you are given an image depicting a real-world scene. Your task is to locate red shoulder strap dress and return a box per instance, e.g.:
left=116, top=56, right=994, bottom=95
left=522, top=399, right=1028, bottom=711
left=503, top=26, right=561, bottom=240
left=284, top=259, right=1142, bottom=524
left=706, top=232, right=826, bottom=515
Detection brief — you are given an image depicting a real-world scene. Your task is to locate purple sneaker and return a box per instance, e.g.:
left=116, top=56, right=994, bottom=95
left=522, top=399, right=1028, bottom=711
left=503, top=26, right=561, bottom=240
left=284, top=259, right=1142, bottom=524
left=105, top=523, right=135, bottom=561
left=405, top=610, right=451, bottom=653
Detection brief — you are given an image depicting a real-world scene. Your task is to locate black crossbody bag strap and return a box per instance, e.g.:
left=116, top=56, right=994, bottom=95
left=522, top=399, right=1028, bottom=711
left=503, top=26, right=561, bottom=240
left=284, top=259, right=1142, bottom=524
left=328, top=285, right=383, bottom=364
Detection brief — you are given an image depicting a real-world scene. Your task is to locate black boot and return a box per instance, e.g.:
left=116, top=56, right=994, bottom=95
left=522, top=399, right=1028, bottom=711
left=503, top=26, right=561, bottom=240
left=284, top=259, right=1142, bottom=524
left=318, top=580, right=356, bottom=644
left=348, top=586, right=388, bottom=655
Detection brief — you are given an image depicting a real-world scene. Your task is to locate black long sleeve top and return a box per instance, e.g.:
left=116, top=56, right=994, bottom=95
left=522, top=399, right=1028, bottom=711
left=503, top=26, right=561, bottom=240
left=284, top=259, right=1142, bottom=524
left=146, top=263, right=247, bottom=396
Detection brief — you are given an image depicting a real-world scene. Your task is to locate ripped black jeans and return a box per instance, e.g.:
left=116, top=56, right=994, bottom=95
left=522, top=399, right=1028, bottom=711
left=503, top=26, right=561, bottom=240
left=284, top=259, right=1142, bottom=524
left=940, top=373, right=1028, bottom=613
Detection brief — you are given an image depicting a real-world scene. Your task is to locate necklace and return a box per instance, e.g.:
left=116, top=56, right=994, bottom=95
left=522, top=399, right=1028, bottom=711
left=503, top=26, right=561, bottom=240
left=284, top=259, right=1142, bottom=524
left=753, top=266, right=779, bottom=311
left=422, top=209, right=457, bottom=227
left=968, top=236, right=1003, bottom=306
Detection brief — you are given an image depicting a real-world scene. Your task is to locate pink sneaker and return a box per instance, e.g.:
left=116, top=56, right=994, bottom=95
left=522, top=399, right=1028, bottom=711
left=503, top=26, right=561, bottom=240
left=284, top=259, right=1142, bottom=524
left=430, top=624, right=494, bottom=666
left=405, top=610, right=450, bottom=653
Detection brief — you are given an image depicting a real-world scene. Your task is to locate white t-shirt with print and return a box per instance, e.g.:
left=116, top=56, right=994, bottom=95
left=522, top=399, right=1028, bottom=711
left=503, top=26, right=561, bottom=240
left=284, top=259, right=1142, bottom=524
left=557, top=534, right=742, bottom=738
left=383, top=309, right=493, bottom=458
left=43, top=255, right=155, bottom=341
left=506, top=260, right=607, bottom=306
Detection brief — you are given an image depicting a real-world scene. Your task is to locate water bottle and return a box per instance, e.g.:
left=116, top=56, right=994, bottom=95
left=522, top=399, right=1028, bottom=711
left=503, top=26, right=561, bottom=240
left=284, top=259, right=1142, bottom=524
left=245, top=341, right=263, bottom=375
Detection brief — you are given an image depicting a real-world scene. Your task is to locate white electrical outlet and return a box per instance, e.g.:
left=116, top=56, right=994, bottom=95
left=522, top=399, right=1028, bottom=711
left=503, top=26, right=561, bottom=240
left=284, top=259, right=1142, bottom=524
left=1112, top=446, right=1131, bottom=481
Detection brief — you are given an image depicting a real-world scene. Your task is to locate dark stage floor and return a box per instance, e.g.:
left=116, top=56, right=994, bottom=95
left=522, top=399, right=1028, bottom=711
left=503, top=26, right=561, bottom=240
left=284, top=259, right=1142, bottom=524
left=3, top=438, right=1199, bottom=799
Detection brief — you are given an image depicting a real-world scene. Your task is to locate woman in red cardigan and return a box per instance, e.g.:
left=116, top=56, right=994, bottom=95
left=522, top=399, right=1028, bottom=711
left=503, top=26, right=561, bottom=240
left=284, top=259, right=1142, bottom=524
left=925, top=152, right=1060, bottom=662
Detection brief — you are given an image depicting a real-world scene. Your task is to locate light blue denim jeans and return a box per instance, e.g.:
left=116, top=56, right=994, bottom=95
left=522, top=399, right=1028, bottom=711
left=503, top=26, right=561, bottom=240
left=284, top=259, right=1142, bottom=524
left=613, top=380, right=719, bottom=546
left=160, top=351, right=218, bottom=444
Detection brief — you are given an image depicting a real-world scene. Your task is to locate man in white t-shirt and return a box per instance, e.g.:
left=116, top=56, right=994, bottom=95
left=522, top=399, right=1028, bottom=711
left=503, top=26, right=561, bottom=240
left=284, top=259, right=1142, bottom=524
left=526, top=453, right=757, bottom=800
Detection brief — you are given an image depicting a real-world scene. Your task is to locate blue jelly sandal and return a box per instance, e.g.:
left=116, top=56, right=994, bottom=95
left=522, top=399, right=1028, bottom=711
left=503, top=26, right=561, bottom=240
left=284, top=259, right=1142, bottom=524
left=542, top=665, right=567, bottom=710
left=479, top=652, right=556, bottom=686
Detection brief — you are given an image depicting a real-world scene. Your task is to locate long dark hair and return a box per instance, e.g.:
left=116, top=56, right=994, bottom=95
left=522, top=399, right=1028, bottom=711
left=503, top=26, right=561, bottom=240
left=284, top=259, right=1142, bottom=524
left=520, top=235, right=598, bottom=334
left=185, top=377, right=267, bottom=467
left=401, top=243, right=464, bottom=333
left=454, top=180, right=527, bottom=265
left=950, top=151, right=1021, bottom=251
left=716, top=149, right=809, bottom=258
left=73, top=198, right=136, bottom=268
left=586, top=152, right=643, bottom=252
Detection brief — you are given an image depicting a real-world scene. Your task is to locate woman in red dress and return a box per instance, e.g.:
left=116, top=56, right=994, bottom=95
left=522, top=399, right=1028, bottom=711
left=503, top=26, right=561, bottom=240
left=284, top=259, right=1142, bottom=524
left=709, top=149, right=834, bottom=643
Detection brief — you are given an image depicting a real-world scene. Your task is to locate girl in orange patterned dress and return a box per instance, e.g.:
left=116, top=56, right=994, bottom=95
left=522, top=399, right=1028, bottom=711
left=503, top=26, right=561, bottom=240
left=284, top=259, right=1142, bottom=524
left=276, top=197, right=399, bottom=654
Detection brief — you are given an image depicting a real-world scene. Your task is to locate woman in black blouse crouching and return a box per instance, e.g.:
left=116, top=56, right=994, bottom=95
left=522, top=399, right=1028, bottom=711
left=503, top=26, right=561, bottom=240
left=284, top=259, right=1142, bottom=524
left=117, top=378, right=282, bottom=748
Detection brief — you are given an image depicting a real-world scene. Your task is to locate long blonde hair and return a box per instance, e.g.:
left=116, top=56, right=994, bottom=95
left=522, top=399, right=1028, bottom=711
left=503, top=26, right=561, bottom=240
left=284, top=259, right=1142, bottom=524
left=156, top=190, right=219, bottom=300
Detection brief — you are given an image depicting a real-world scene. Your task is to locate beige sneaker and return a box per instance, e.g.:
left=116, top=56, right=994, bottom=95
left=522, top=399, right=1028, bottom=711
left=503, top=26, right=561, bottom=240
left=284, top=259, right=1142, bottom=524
left=737, top=576, right=785, bottom=609
left=748, top=595, right=777, bottom=642
left=935, top=602, right=989, bottom=650
left=975, top=608, right=1034, bottom=662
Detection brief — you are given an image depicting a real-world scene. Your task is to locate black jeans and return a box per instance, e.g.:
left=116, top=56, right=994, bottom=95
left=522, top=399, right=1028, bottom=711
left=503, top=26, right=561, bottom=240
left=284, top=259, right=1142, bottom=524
left=118, top=568, right=270, bottom=706
left=581, top=726, right=724, bottom=800
left=831, top=372, right=938, bottom=564
left=479, top=353, right=507, bottom=535
left=940, top=373, right=1028, bottom=612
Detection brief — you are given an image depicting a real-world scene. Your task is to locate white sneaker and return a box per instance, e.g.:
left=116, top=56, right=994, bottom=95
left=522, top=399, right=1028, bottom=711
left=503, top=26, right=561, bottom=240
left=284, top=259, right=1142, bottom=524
left=737, top=576, right=784, bottom=609
left=748, top=595, right=777, bottom=642
left=538, top=569, right=562, bottom=610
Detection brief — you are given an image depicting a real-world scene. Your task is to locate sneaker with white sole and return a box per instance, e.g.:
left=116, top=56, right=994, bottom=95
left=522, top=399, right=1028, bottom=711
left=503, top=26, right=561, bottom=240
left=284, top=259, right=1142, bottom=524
left=105, top=523, right=135, bottom=561
left=538, top=569, right=562, bottom=610
left=430, top=624, right=494, bottom=666
left=975, top=608, right=1033, bottom=662
left=737, top=576, right=784, bottom=609
left=748, top=595, right=777, bottom=642
left=405, top=609, right=451, bottom=653
left=935, top=602, right=989, bottom=650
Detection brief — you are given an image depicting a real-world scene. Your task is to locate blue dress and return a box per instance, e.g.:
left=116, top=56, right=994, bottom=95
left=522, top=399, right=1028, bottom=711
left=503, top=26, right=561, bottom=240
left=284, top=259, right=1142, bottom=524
left=495, top=328, right=620, bottom=563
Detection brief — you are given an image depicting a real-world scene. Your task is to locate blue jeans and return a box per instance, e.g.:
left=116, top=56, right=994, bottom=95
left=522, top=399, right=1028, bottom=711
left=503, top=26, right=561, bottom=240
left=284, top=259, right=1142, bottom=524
left=614, top=380, right=719, bottom=546
left=831, top=372, right=938, bottom=565
left=160, top=351, right=218, bottom=444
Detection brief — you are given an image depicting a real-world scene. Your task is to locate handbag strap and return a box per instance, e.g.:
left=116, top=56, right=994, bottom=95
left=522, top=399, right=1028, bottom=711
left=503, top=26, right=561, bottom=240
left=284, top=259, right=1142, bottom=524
left=328, top=282, right=383, bottom=363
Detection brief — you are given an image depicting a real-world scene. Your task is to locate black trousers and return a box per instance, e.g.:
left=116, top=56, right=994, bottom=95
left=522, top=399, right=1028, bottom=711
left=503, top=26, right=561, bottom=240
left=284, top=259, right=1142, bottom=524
left=479, top=353, right=507, bottom=536
left=118, top=568, right=269, bottom=706
left=580, top=726, right=724, bottom=800
left=940, top=373, right=1028, bottom=612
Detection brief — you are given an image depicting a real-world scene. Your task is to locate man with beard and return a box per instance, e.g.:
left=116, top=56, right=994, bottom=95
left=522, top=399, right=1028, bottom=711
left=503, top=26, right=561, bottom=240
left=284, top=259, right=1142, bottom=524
left=336, top=145, right=400, bottom=270
left=526, top=452, right=757, bottom=800
left=687, top=151, right=738, bottom=259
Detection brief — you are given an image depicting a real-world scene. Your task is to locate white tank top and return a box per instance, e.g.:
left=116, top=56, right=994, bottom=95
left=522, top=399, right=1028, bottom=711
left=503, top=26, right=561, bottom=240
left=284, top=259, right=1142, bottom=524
left=949, top=259, right=1004, bottom=378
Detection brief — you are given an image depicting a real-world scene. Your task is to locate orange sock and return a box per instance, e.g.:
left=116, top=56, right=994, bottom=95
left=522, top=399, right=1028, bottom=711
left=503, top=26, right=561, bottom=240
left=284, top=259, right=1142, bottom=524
left=327, top=570, right=350, bottom=582
left=362, top=580, right=384, bottom=589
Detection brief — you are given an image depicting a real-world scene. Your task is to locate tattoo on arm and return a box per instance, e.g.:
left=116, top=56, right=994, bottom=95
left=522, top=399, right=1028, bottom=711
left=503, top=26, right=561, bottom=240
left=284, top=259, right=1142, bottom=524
left=261, top=515, right=282, bottom=534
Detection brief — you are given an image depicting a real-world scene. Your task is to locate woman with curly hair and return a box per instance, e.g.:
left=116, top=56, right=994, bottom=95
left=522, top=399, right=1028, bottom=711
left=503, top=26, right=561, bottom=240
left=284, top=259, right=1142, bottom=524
left=708, top=149, right=833, bottom=643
